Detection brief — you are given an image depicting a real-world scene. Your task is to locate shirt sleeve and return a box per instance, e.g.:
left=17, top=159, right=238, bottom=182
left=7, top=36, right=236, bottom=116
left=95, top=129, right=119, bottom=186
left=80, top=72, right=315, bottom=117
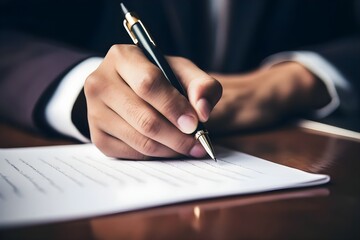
left=262, top=51, right=358, bottom=118
left=45, top=57, right=103, bottom=142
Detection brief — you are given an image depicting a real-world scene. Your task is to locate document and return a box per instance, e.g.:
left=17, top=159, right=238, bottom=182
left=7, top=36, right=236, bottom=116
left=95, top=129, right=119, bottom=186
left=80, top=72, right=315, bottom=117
left=0, top=144, right=329, bottom=227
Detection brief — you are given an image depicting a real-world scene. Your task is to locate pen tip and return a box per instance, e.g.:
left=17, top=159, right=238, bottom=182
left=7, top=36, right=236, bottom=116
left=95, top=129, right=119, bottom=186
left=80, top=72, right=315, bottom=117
left=120, top=3, right=128, bottom=15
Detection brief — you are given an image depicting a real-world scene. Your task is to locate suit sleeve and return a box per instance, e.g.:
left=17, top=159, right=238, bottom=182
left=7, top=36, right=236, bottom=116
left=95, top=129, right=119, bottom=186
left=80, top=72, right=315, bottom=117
left=0, top=30, right=92, bottom=132
left=305, top=0, right=360, bottom=114
left=314, top=37, right=360, bottom=105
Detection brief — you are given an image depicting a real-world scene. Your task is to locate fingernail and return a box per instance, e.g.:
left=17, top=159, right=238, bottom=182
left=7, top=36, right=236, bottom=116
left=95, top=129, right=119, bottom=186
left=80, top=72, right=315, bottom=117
left=189, top=144, right=207, bottom=158
left=177, top=114, right=197, bottom=134
left=196, top=98, right=211, bottom=122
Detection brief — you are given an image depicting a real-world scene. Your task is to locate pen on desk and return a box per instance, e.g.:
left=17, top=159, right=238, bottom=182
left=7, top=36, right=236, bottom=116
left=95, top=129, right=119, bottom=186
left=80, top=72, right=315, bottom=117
left=120, top=3, right=217, bottom=162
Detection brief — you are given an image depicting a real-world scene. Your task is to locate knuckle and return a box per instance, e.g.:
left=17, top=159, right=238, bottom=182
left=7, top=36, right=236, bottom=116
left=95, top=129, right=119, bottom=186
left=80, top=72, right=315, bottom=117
left=84, top=73, right=103, bottom=97
left=175, top=136, right=195, bottom=154
left=108, top=44, right=122, bottom=58
left=90, top=129, right=149, bottom=159
left=136, top=67, right=163, bottom=97
left=162, top=94, right=184, bottom=116
left=87, top=109, right=101, bottom=124
left=138, top=138, right=158, bottom=156
left=137, top=113, right=161, bottom=136
left=108, top=44, right=137, bottom=59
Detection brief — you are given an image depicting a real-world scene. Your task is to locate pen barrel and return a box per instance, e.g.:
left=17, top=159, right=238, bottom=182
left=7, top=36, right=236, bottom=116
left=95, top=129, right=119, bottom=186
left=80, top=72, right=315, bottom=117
left=131, top=23, right=187, bottom=97
left=123, top=7, right=215, bottom=159
left=132, top=23, right=207, bottom=134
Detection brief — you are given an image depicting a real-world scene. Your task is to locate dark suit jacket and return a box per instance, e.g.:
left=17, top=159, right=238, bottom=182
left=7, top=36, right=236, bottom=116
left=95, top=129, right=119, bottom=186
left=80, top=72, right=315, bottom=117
left=1, top=0, right=359, bottom=133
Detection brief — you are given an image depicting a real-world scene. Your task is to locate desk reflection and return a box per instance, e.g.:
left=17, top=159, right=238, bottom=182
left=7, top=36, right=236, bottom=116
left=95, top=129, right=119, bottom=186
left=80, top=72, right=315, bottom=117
left=90, top=188, right=329, bottom=239
left=221, top=127, right=345, bottom=173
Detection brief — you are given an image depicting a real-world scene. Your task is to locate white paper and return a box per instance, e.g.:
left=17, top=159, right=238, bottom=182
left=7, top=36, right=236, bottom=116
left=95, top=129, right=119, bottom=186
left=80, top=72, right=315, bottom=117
left=0, top=144, right=330, bottom=227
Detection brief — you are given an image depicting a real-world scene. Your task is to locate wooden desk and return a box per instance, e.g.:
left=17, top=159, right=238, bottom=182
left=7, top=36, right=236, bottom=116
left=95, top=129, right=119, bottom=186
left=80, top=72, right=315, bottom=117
left=1, top=122, right=359, bottom=240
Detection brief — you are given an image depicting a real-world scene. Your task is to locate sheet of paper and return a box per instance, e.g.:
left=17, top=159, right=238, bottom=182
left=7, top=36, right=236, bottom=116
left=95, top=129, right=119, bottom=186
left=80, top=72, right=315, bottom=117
left=0, top=144, right=329, bottom=227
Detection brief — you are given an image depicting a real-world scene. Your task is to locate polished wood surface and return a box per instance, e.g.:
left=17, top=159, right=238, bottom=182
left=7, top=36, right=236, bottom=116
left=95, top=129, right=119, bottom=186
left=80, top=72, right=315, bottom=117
left=1, top=122, right=359, bottom=240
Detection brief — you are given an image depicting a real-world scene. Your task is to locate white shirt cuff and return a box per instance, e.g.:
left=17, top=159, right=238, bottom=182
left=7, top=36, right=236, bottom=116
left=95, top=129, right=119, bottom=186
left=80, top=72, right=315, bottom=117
left=45, top=57, right=103, bottom=142
left=262, top=51, right=355, bottom=118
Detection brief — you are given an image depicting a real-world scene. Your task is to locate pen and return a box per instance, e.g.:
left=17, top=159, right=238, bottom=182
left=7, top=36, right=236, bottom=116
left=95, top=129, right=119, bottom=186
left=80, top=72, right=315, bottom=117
left=120, top=3, right=217, bottom=161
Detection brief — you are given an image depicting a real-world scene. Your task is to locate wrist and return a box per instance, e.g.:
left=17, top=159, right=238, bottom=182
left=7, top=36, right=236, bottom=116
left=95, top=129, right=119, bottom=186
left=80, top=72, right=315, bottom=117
left=287, top=62, right=332, bottom=112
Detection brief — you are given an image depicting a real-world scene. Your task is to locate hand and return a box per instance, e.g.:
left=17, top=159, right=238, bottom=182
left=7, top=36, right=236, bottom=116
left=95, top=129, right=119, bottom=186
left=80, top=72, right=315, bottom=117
left=84, top=45, right=222, bottom=159
left=208, top=62, right=331, bottom=133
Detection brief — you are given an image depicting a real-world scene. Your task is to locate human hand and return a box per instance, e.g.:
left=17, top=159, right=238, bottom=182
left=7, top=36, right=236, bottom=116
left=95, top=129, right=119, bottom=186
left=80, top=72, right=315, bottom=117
left=84, top=45, right=222, bottom=159
left=208, top=62, right=331, bottom=133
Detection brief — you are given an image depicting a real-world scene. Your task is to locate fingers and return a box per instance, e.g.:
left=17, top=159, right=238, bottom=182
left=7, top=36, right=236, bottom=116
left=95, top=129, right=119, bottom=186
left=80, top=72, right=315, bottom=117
left=84, top=45, right=209, bottom=159
left=97, top=79, right=199, bottom=157
left=90, top=130, right=147, bottom=160
left=88, top=100, right=179, bottom=159
left=109, top=45, right=198, bottom=134
left=168, top=57, right=223, bottom=122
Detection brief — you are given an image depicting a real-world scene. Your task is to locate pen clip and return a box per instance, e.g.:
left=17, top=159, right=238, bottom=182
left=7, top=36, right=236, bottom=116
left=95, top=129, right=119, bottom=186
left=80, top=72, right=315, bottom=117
left=123, top=18, right=156, bottom=46
left=137, top=20, right=156, bottom=46
left=123, top=19, right=138, bottom=44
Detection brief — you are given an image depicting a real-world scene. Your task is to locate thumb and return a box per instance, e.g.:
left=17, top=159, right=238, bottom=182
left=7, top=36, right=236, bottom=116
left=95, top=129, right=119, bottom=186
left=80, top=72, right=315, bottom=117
left=168, top=57, right=222, bottom=122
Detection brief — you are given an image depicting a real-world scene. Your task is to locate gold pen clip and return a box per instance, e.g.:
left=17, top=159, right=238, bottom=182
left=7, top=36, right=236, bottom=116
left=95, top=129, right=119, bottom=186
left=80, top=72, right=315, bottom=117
left=123, top=12, right=156, bottom=46
left=123, top=19, right=138, bottom=44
